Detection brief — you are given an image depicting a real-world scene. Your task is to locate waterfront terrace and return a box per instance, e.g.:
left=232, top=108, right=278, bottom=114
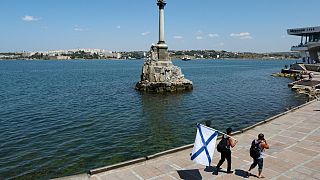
left=55, top=99, right=320, bottom=180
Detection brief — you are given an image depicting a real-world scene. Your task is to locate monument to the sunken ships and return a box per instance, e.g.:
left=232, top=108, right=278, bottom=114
left=135, top=0, right=193, bottom=93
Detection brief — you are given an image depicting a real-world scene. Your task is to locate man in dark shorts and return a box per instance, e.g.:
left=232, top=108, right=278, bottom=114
left=248, top=133, right=269, bottom=178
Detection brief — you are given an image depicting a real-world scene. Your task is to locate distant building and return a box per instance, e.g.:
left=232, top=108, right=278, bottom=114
left=287, top=26, right=320, bottom=64
left=48, top=55, right=71, bottom=60
left=116, top=52, right=122, bottom=59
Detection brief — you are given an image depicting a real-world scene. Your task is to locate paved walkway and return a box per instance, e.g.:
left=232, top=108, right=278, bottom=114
left=58, top=100, right=320, bottom=180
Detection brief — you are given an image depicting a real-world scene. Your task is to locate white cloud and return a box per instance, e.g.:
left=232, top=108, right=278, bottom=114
left=74, top=25, right=88, bottom=32
left=230, top=32, right=250, bottom=37
left=240, top=36, right=253, bottom=39
left=22, top=15, right=40, bottom=22
left=173, top=36, right=184, bottom=39
left=195, top=30, right=204, bottom=36
left=74, top=27, right=84, bottom=31
left=230, top=32, right=253, bottom=39
left=218, top=42, right=225, bottom=46
left=141, top=31, right=151, bottom=36
left=208, top=33, right=219, bottom=38
left=195, top=30, right=205, bottom=40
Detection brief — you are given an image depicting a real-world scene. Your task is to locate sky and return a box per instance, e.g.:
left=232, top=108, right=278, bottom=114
left=0, top=0, right=319, bottom=53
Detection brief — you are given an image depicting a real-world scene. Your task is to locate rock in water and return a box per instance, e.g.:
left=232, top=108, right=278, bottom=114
left=135, top=58, right=193, bottom=93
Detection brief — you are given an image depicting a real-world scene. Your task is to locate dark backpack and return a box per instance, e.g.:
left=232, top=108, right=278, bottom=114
left=217, top=137, right=228, bottom=153
left=250, top=140, right=261, bottom=159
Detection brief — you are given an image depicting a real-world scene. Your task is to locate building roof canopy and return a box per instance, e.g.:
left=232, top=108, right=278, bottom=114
left=287, top=26, right=320, bottom=36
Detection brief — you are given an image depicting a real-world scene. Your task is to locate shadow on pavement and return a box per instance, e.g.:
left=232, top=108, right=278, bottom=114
left=234, top=169, right=260, bottom=178
left=204, top=166, right=215, bottom=172
left=235, top=169, right=249, bottom=178
left=177, top=169, right=202, bottom=180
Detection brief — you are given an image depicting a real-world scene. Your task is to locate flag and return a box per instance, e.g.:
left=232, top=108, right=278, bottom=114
left=191, top=124, right=218, bottom=166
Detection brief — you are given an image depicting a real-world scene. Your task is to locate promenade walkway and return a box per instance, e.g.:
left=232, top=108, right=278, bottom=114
left=58, top=100, right=320, bottom=180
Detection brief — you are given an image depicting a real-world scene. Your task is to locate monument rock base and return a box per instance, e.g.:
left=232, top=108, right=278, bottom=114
left=135, top=59, right=193, bottom=93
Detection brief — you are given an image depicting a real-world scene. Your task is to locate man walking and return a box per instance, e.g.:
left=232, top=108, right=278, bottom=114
left=215, top=127, right=238, bottom=174
left=248, top=133, right=269, bottom=178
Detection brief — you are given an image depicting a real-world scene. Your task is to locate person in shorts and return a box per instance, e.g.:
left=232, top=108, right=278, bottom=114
left=248, top=133, right=269, bottom=178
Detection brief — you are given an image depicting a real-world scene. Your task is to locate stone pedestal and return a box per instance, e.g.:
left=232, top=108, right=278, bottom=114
left=135, top=45, right=193, bottom=93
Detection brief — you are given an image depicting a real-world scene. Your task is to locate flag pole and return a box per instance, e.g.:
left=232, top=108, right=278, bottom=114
left=198, top=124, right=238, bottom=141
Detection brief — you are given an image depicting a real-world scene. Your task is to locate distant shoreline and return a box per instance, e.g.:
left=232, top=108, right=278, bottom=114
left=0, top=50, right=301, bottom=61
left=0, top=58, right=300, bottom=61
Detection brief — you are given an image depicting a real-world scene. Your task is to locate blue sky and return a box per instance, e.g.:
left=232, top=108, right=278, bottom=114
left=0, top=0, right=319, bottom=52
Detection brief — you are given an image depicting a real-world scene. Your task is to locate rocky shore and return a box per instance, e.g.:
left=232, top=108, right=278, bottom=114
left=273, top=63, right=320, bottom=98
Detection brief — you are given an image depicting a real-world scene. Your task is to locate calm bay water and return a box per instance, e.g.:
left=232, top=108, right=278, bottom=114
left=0, top=59, right=306, bottom=179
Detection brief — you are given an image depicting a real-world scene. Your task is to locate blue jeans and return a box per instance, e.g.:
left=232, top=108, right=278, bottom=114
left=250, top=158, right=263, bottom=170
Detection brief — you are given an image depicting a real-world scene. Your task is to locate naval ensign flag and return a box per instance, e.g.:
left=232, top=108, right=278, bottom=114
left=191, top=124, right=218, bottom=166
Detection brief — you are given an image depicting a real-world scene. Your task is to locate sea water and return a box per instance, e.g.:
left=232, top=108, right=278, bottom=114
left=0, top=59, right=306, bottom=179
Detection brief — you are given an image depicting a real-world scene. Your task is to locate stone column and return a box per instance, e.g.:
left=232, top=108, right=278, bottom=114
left=157, top=0, right=166, bottom=44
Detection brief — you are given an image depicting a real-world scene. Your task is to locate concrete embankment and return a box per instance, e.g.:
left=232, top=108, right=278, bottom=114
left=274, top=63, right=320, bottom=98
left=54, top=100, right=320, bottom=180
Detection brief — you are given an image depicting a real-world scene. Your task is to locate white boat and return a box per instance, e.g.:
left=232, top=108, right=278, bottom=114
left=181, top=56, right=191, bottom=61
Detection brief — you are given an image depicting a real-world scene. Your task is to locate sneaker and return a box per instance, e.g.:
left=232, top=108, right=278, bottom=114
left=226, top=170, right=233, bottom=174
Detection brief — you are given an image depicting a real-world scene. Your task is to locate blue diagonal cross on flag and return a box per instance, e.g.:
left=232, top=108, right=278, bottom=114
left=191, top=124, right=218, bottom=166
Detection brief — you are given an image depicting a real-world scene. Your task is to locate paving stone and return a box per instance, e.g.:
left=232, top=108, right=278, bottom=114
left=275, top=175, right=292, bottom=180
left=131, top=165, right=163, bottom=179
left=256, top=167, right=281, bottom=179
left=305, top=135, right=320, bottom=142
left=284, top=169, right=313, bottom=180
left=296, top=140, right=320, bottom=152
left=295, top=122, right=318, bottom=129
left=91, top=173, right=119, bottom=180
left=274, top=150, right=311, bottom=164
left=149, top=160, right=178, bottom=174
left=215, top=174, right=243, bottom=180
left=288, top=146, right=319, bottom=157
left=111, top=170, right=142, bottom=180
left=168, top=156, right=195, bottom=169
left=151, top=174, right=177, bottom=180
left=279, top=130, right=307, bottom=139
left=264, top=157, right=296, bottom=173
left=312, top=172, right=320, bottom=180
left=294, top=166, right=316, bottom=176
left=304, top=157, right=320, bottom=171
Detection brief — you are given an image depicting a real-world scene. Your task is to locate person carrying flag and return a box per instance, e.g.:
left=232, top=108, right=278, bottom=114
left=215, top=127, right=238, bottom=175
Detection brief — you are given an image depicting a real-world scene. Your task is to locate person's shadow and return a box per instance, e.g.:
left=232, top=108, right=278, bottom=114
left=204, top=166, right=215, bottom=172
left=203, top=166, right=260, bottom=178
left=177, top=169, right=202, bottom=180
left=204, top=166, right=227, bottom=175
left=234, top=169, right=259, bottom=178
